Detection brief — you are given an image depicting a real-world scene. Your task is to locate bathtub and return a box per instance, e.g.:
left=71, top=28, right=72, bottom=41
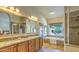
left=43, top=36, right=64, bottom=44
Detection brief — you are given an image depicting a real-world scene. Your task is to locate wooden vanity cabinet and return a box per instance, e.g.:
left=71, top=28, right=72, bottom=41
left=35, top=39, right=40, bottom=51
left=28, top=39, right=36, bottom=52
left=0, top=45, right=17, bottom=52
left=0, top=37, right=43, bottom=52
left=17, top=41, right=29, bottom=52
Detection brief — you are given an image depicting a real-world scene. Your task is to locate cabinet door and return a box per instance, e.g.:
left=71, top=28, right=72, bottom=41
left=18, top=41, right=29, bottom=52
left=44, top=39, right=50, bottom=44
left=0, top=45, right=17, bottom=52
left=29, top=39, right=35, bottom=52
left=35, top=39, right=40, bottom=51
left=57, top=40, right=64, bottom=46
left=40, top=38, right=43, bottom=48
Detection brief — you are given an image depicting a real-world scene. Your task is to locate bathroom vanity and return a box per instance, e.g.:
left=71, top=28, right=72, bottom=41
left=0, top=7, right=43, bottom=52
left=0, top=34, right=43, bottom=52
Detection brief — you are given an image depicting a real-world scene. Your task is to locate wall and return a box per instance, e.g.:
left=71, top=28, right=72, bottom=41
left=47, top=17, right=65, bottom=24
left=10, top=14, right=25, bottom=23
left=69, top=6, right=79, bottom=12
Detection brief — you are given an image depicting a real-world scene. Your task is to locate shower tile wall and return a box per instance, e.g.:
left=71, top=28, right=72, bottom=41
left=69, top=11, right=79, bottom=45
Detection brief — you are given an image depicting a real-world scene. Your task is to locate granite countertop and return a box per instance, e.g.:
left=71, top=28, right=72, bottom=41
left=0, top=36, right=39, bottom=48
left=0, top=33, right=38, bottom=39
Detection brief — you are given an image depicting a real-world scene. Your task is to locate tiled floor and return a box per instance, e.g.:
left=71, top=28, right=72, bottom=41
left=38, top=43, right=64, bottom=52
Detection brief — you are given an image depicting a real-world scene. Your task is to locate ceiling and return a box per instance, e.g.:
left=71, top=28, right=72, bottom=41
left=16, top=6, right=64, bottom=20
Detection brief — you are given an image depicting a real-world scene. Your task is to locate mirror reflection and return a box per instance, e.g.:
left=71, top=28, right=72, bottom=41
left=0, top=13, right=10, bottom=35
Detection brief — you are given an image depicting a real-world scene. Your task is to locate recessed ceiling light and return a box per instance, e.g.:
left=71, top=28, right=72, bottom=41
left=49, top=12, right=55, bottom=15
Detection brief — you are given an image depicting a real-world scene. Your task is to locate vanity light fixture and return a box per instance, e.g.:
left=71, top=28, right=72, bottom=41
left=28, top=16, right=38, bottom=21
left=13, top=24, right=17, bottom=26
left=10, top=6, right=15, bottom=11
left=16, top=8, right=20, bottom=12
left=0, top=6, right=23, bottom=17
left=4, top=6, right=8, bottom=8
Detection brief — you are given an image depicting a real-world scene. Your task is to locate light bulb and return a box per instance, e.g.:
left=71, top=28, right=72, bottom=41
left=50, top=12, right=55, bottom=15
left=4, top=6, right=8, bottom=8
left=16, top=8, right=20, bottom=12
left=10, top=6, right=15, bottom=10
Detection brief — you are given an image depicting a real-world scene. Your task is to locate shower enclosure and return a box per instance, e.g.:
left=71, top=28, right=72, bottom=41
left=65, top=6, right=79, bottom=45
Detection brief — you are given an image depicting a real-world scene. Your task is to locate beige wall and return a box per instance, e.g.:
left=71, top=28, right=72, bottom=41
left=47, top=16, right=65, bottom=24
left=9, top=14, right=25, bottom=23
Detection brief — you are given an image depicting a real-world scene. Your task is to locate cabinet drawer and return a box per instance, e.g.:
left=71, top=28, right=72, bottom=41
left=0, top=45, right=17, bottom=52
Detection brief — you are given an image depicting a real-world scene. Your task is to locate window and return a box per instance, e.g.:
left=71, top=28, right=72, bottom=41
left=26, top=19, right=31, bottom=33
left=30, top=20, right=36, bottom=33
left=26, top=19, right=37, bottom=33
left=49, top=23, right=64, bottom=37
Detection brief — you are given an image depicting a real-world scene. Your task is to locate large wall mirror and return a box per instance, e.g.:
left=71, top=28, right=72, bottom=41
left=0, top=12, right=10, bottom=35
